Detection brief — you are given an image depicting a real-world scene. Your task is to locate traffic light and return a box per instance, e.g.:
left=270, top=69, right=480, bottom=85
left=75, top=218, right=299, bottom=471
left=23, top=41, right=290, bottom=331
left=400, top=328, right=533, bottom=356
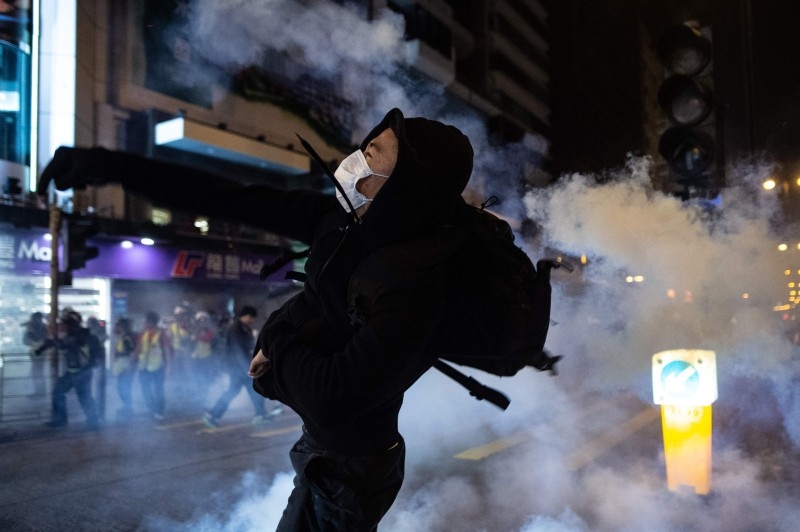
left=656, top=23, right=719, bottom=198
left=62, top=217, right=99, bottom=271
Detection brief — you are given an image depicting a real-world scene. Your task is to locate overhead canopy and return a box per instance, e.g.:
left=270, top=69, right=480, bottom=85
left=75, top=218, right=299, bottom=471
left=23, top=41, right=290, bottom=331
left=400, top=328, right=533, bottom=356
left=155, top=117, right=310, bottom=176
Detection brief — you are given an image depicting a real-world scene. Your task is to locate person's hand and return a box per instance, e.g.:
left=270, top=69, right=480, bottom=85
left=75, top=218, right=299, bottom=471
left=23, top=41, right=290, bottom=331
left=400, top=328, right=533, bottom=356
left=248, top=349, right=271, bottom=379
left=37, top=146, right=102, bottom=194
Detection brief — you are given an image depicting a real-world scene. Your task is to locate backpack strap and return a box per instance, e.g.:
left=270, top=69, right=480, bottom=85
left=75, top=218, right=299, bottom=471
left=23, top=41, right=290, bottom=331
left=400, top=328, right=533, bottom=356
left=297, top=134, right=361, bottom=225
left=260, top=248, right=311, bottom=281
left=433, top=360, right=510, bottom=410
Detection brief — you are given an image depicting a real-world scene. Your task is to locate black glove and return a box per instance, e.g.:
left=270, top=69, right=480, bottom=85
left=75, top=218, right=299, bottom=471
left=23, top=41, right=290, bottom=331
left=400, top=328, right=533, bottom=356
left=38, top=147, right=98, bottom=194
left=37, top=146, right=252, bottom=220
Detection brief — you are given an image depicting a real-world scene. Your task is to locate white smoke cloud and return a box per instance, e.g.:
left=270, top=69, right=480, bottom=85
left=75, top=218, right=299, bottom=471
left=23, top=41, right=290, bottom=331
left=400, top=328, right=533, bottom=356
left=523, top=155, right=799, bottom=431
left=187, top=0, right=405, bottom=70
left=379, top=369, right=800, bottom=531
left=175, top=0, right=527, bottom=156
left=143, top=471, right=294, bottom=531
left=184, top=0, right=416, bottom=133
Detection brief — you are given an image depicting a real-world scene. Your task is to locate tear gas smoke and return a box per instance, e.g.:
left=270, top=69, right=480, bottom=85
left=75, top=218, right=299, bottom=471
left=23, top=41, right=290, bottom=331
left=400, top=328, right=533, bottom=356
left=386, top=155, right=800, bottom=531
left=146, top=2, right=799, bottom=531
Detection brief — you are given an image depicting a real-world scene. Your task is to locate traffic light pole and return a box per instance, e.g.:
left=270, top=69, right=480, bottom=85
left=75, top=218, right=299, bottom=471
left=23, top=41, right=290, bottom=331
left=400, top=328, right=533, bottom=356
left=48, top=204, right=60, bottom=389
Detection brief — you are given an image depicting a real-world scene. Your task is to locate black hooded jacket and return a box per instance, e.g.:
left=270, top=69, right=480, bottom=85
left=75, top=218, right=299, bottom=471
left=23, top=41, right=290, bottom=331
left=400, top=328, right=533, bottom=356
left=257, top=109, right=473, bottom=453
left=38, top=108, right=474, bottom=454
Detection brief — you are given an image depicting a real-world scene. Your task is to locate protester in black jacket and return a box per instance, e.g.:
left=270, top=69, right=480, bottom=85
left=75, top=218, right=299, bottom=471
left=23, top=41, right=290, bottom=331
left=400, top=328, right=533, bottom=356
left=39, top=309, right=102, bottom=430
left=38, top=108, right=474, bottom=530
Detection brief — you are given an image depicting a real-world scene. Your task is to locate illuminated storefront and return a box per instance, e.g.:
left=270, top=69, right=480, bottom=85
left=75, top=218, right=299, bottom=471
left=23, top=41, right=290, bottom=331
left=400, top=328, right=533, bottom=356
left=0, top=221, right=291, bottom=354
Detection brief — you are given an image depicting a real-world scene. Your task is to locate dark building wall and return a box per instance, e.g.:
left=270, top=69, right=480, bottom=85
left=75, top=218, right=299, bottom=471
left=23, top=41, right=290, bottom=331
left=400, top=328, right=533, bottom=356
left=747, top=0, right=800, bottom=171
left=547, top=0, right=646, bottom=177
left=706, top=0, right=800, bottom=176
left=550, top=0, right=800, bottom=185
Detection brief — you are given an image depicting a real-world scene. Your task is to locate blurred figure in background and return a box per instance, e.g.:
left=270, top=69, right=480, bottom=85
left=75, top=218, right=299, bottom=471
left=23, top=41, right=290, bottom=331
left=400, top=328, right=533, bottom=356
left=191, top=310, right=217, bottom=405
left=86, top=317, right=108, bottom=419
left=169, top=304, right=194, bottom=398
left=112, top=318, right=137, bottom=419
left=135, top=312, right=173, bottom=421
left=41, top=309, right=101, bottom=430
left=22, top=311, right=48, bottom=396
left=203, top=306, right=282, bottom=428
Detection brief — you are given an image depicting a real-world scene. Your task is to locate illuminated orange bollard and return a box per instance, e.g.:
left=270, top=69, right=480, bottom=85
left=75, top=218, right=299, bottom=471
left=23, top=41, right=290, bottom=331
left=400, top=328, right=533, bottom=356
left=652, top=350, right=717, bottom=495
left=660, top=404, right=712, bottom=494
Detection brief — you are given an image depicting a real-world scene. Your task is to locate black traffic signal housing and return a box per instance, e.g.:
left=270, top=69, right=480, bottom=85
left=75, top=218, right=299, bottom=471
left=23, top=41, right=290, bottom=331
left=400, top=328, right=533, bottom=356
left=656, top=23, right=719, bottom=199
left=62, top=216, right=99, bottom=271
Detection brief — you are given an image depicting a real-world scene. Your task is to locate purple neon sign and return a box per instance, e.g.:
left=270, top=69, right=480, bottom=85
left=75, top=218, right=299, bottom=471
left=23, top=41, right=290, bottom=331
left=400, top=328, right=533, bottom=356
left=0, top=226, right=292, bottom=283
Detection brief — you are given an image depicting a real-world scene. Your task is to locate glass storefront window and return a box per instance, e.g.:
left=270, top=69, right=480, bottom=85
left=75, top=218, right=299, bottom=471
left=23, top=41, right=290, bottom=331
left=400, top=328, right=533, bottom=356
left=0, top=41, right=30, bottom=166
left=0, top=274, right=108, bottom=353
left=0, top=5, right=32, bottom=196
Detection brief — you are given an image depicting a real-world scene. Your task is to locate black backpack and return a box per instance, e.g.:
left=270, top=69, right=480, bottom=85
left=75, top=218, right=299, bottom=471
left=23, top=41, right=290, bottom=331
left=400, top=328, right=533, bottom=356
left=348, top=201, right=571, bottom=410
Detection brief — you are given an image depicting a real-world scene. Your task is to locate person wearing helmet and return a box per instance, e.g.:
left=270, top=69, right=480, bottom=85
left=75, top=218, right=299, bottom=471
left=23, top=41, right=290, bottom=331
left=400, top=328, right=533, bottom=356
left=38, top=108, right=474, bottom=529
left=40, top=308, right=102, bottom=430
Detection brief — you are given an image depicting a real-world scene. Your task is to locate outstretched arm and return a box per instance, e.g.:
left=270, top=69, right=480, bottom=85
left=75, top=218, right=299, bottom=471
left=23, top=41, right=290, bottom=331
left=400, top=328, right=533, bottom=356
left=38, top=146, right=337, bottom=243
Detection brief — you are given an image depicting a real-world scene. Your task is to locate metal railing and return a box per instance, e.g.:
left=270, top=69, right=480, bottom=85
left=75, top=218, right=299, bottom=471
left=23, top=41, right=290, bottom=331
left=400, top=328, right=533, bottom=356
left=0, top=351, right=52, bottom=424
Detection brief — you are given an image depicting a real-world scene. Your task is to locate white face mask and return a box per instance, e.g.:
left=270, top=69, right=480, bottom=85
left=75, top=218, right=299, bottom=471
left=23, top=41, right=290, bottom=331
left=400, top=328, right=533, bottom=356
left=333, top=150, right=389, bottom=212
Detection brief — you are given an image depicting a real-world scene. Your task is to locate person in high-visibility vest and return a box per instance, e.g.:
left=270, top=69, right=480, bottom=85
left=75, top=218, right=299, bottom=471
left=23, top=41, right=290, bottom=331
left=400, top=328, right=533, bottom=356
left=134, top=312, right=173, bottom=421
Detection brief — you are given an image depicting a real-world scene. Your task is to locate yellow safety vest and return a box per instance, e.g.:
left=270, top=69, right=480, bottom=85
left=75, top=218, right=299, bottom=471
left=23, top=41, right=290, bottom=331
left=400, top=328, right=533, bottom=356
left=138, top=330, right=165, bottom=372
left=170, top=322, right=190, bottom=351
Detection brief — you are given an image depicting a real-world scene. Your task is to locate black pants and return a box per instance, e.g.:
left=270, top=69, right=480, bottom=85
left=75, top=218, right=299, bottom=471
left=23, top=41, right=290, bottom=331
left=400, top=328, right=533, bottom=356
left=209, top=369, right=267, bottom=419
left=51, top=369, right=98, bottom=426
left=277, top=428, right=405, bottom=532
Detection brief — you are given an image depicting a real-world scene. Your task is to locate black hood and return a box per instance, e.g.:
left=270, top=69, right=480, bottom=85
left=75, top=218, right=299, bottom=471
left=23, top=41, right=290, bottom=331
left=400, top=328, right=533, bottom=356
left=356, top=108, right=473, bottom=249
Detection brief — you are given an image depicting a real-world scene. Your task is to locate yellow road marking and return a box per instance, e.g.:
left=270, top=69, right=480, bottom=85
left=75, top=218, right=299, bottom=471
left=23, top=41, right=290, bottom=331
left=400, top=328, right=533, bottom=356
left=196, top=422, right=254, bottom=434
left=155, top=419, right=204, bottom=430
left=251, top=424, right=304, bottom=439
left=453, top=431, right=529, bottom=460
left=566, top=407, right=660, bottom=470
left=452, top=403, right=660, bottom=465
